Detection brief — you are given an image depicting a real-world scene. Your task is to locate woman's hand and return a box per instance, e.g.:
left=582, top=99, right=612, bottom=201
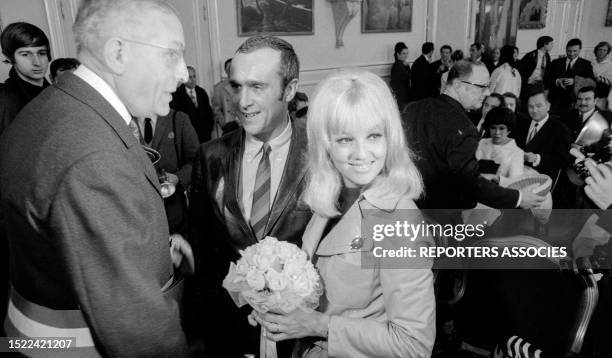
left=249, top=309, right=330, bottom=342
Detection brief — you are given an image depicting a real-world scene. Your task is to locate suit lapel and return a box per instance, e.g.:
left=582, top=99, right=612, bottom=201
left=266, top=122, right=308, bottom=232
left=55, top=73, right=162, bottom=198
left=223, top=130, right=256, bottom=242
left=151, top=114, right=171, bottom=150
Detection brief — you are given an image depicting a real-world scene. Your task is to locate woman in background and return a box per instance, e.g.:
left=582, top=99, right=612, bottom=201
left=251, top=68, right=435, bottom=358
left=390, top=42, right=411, bottom=110
left=489, top=45, right=521, bottom=97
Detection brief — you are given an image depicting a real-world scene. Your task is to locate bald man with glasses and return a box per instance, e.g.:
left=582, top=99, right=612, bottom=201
left=402, top=60, right=544, bottom=211
left=0, top=0, right=192, bottom=356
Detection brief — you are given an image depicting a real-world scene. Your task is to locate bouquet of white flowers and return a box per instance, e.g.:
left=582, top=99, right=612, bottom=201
left=223, top=237, right=323, bottom=358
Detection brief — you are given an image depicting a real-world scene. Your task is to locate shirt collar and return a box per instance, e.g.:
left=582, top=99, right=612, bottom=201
left=244, top=116, right=292, bottom=160
left=532, top=114, right=549, bottom=128
left=581, top=108, right=596, bottom=121
left=73, top=65, right=132, bottom=126
left=362, top=189, right=403, bottom=211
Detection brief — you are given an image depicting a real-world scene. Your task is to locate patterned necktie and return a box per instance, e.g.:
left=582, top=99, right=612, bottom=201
left=188, top=88, right=198, bottom=108
left=144, top=118, right=153, bottom=144
left=250, top=143, right=271, bottom=240
left=129, top=118, right=144, bottom=144
left=527, top=122, right=539, bottom=144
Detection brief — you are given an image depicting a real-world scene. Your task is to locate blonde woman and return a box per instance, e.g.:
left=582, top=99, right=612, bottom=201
left=251, top=68, right=436, bottom=358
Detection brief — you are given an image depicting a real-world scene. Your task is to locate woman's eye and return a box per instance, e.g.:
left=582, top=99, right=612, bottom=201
left=336, top=137, right=352, bottom=144
left=368, top=133, right=383, bottom=140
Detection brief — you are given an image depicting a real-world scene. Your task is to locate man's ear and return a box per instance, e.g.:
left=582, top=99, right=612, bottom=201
left=283, top=78, right=299, bottom=103
left=104, top=37, right=128, bottom=75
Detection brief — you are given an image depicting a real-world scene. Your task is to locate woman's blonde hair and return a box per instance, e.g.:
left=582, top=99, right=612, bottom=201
left=303, top=68, right=423, bottom=217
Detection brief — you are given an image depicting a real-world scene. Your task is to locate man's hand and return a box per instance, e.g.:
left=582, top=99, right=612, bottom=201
left=584, top=159, right=612, bottom=210
left=518, top=188, right=546, bottom=209
left=169, top=234, right=194, bottom=275
left=481, top=173, right=500, bottom=183
left=524, top=152, right=538, bottom=164
left=166, top=172, right=179, bottom=186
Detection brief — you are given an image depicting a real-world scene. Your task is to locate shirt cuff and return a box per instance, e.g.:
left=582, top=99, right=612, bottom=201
left=516, top=190, right=522, bottom=208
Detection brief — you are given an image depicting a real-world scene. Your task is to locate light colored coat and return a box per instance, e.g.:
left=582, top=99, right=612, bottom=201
left=296, top=191, right=436, bottom=358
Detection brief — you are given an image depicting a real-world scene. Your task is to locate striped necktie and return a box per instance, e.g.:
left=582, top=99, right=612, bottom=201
left=250, top=143, right=271, bottom=240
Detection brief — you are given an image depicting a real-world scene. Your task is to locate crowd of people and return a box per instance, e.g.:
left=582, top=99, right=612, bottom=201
left=0, top=1, right=611, bottom=357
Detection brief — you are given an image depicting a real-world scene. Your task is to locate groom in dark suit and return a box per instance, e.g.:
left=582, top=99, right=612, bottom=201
left=189, top=35, right=311, bottom=358
left=0, top=1, right=192, bottom=356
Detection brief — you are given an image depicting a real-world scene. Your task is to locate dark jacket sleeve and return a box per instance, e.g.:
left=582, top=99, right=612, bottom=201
left=538, top=120, right=572, bottom=176
left=175, top=112, right=200, bottom=186
left=50, top=150, right=188, bottom=358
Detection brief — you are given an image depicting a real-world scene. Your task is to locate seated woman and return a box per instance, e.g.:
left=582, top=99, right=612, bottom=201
left=251, top=68, right=436, bottom=357
left=476, top=107, right=524, bottom=185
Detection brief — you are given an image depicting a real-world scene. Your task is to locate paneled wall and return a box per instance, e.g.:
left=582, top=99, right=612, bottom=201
left=1, top=0, right=611, bottom=95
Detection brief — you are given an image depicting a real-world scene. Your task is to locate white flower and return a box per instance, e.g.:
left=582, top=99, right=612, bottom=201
left=265, top=269, right=289, bottom=291
left=246, top=269, right=266, bottom=291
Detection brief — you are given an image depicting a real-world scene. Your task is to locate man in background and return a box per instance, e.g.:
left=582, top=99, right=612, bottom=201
left=412, top=42, right=436, bottom=100
left=545, top=38, right=595, bottom=115
left=518, top=36, right=553, bottom=104
left=211, top=58, right=239, bottom=138
left=431, top=45, right=453, bottom=94
left=49, top=57, right=80, bottom=82
left=171, top=65, right=214, bottom=142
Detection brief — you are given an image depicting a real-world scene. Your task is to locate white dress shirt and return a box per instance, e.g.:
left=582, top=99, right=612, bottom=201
left=73, top=65, right=131, bottom=125
left=240, top=119, right=292, bottom=222
left=528, top=49, right=547, bottom=84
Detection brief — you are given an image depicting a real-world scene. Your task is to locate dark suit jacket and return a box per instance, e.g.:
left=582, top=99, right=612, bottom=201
left=171, top=84, right=214, bottom=143
left=189, top=120, right=311, bottom=357
left=431, top=59, right=451, bottom=94
left=518, top=50, right=551, bottom=81
left=514, top=114, right=572, bottom=179
left=411, top=55, right=435, bottom=100
left=0, top=72, right=187, bottom=357
left=150, top=109, right=199, bottom=186
left=561, top=108, right=612, bottom=143
left=518, top=49, right=551, bottom=99
left=403, top=95, right=519, bottom=209
left=545, top=57, right=595, bottom=112
left=390, top=60, right=411, bottom=108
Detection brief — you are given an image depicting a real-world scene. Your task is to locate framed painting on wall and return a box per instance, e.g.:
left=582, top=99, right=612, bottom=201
left=475, top=0, right=520, bottom=51
left=362, top=0, right=412, bottom=33
left=518, top=0, right=547, bottom=29
left=237, top=0, right=313, bottom=36
left=606, top=0, right=612, bottom=26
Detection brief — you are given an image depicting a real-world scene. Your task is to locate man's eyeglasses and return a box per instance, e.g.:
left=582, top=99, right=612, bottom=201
left=120, top=38, right=184, bottom=64
left=460, top=80, right=488, bottom=90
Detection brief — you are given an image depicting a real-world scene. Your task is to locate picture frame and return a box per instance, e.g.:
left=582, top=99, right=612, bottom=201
left=361, top=0, right=412, bottom=33
left=518, top=0, right=547, bottom=29
left=606, top=0, right=612, bottom=27
left=237, top=0, right=313, bottom=37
